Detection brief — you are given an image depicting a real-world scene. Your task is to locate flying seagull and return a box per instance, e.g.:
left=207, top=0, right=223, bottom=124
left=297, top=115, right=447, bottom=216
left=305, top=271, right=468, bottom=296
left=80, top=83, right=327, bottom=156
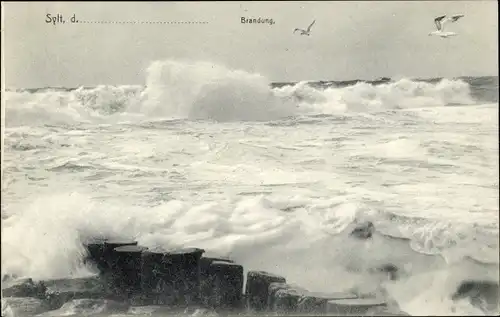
left=294, top=20, right=315, bottom=36
left=428, top=14, right=464, bottom=38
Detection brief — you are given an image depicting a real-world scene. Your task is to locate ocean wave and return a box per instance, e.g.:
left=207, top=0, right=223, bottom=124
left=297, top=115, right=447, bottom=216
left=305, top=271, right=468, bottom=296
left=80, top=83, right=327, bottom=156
left=4, top=60, right=491, bottom=127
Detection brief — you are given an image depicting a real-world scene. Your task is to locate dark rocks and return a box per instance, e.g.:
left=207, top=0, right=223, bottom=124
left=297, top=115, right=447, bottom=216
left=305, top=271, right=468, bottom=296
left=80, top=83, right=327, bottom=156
left=297, top=291, right=358, bottom=314
left=245, top=271, right=286, bottom=311
left=206, top=261, right=244, bottom=310
left=350, top=221, right=375, bottom=240
left=1, top=278, right=47, bottom=298
left=1, top=276, right=119, bottom=314
left=41, top=276, right=108, bottom=310
left=326, top=297, right=387, bottom=315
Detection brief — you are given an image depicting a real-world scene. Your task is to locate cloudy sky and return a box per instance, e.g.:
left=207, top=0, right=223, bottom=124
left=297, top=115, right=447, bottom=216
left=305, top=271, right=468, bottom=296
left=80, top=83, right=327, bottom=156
left=2, top=1, right=498, bottom=88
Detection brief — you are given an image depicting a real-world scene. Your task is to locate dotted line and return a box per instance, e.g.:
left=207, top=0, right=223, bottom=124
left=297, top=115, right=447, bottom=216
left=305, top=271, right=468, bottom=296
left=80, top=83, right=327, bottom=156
left=76, top=21, right=208, bottom=25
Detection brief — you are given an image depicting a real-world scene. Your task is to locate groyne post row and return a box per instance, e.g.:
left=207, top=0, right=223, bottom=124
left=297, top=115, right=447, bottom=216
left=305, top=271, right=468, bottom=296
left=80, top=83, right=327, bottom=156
left=86, top=239, right=245, bottom=310
left=83, top=239, right=392, bottom=315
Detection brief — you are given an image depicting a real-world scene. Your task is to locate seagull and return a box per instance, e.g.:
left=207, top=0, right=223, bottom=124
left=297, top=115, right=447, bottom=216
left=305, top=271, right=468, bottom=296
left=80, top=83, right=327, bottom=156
left=294, top=20, right=315, bottom=36
left=428, top=14, right=464, bottom=38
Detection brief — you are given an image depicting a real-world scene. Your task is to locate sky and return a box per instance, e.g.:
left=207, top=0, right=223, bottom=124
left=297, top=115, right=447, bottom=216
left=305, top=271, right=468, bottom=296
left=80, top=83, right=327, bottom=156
left=2, top=1, right=498, bottom=88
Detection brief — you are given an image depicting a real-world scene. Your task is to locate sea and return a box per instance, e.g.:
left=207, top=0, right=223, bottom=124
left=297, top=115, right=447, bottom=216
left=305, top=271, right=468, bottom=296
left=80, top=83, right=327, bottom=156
left=1, top=60, right=499, bottom=316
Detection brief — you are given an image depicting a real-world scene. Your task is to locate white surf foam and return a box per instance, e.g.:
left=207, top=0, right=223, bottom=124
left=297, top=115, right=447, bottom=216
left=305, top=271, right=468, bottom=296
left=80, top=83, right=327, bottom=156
left=4, top=60, right=481, bottom=127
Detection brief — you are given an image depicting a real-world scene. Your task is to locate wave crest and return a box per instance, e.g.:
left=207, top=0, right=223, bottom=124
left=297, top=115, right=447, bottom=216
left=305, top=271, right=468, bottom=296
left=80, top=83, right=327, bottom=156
left=5, top=60, right=480, bottom=127
left=139, top=60, right=295, bottom=121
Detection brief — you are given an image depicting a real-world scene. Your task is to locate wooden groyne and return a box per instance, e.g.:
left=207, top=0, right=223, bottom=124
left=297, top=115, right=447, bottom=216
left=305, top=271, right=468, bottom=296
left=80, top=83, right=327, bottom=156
left=2, top=235, right=410, bottom=316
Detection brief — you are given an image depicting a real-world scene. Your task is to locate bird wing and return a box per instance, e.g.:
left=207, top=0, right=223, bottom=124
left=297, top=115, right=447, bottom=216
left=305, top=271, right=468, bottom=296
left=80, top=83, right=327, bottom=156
left=449, top=14, right=464, bottom=22
left=307, top=20, right=316, bottom=32
left=441, top=14, right=464, bottom=31
left=294, top=28, right=303, bottom=33
left=434, top=15, right=446, bottom=31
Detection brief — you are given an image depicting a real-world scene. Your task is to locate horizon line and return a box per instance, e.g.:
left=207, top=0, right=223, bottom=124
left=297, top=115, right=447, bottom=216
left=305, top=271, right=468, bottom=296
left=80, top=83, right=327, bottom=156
left=4, top=74, right=499, bottom=91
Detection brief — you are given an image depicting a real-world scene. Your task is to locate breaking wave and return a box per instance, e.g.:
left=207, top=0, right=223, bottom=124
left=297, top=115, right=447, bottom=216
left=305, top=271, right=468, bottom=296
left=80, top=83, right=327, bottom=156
left=5, top=60, right=484, bottom=127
